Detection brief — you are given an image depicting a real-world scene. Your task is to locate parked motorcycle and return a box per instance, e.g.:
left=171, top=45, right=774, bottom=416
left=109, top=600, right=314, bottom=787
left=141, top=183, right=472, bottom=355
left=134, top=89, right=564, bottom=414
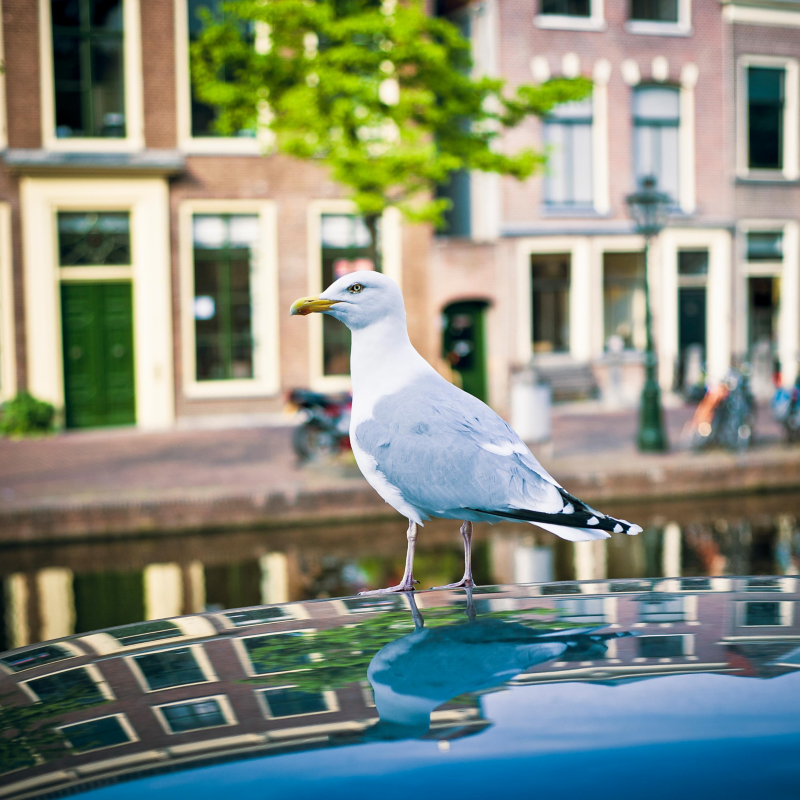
left=686, top=366, right=756, bottom=452
left=772, top=374, right=800, bottom=443
left=287, top=389, right=352, bottom=461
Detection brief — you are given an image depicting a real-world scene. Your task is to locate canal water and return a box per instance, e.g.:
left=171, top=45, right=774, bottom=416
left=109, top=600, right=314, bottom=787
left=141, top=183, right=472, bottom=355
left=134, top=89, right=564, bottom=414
left=1, top=491, right=799, bottom=651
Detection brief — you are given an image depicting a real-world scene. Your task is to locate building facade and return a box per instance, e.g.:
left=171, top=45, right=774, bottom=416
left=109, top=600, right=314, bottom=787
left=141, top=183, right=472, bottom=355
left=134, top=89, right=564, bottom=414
left=0, top=0, right=434, bottom=430
left=433, top=0, right=800, bottom=409
left=0, top=0, right=799, bottom=430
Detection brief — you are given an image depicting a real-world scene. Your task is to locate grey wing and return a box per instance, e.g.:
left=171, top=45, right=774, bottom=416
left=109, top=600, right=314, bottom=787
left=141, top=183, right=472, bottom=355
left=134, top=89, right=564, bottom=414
left=354, top=374, right=565, bottom=519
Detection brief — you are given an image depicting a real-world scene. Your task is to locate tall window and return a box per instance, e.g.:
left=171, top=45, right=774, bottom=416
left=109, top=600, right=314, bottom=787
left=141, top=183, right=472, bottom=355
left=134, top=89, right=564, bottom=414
left=58, top=212, right=131, bottom=265
left=748, top=67, right=784, bottom=170
left=677, top=249, right=708, bottom=391
left=747, top=230, right=783, bottom=262
left=320, top=215, right=381, bottom=376
left=746, top=231, right=783, bottom=359
left=132, top=648, right=207, bottom=690
left=25, top=667, right=105, bottom=705
left=633, top=86, right=680, bottom=203
left=259, top=687, right=331, bottom=718
left=603, top=252, right=645, bottom=350
left=51, top=0, right=125, bottom=138
left=541, top=0, right=590, bottom=16
left=188, top=0, right=255, bottom=138
left=630, top=0, right=678, bottom=22
left=192, top=215, right=258, bottom=382
left=531, top=254, right=570, bottom=354
left=544, top=98, right=593, bottom=208
left=159, top=698, right=229, bottom=733
left=61, top=715, right=133, bottom=752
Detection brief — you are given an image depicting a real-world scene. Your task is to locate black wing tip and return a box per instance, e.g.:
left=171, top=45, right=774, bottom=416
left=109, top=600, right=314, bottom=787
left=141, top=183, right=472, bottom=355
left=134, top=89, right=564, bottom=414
left=467, top=506, right=641, bottom=535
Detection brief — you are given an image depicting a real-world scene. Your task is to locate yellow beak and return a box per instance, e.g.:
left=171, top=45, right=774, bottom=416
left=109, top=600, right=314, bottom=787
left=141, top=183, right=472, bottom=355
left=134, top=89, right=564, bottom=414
left=290, top=295, right=341, bottom=316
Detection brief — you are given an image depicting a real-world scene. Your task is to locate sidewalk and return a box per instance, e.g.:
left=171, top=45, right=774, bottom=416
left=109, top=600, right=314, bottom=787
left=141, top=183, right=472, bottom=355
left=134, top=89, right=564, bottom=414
left=0, top=402, right=797, bottom=542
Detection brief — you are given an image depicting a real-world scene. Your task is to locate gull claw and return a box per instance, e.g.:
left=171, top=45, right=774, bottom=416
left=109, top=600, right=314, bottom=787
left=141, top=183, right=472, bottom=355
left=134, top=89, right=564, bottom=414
left=358, top=581, right=417, bottom=596
left=429, top=577, right=475, bottom=591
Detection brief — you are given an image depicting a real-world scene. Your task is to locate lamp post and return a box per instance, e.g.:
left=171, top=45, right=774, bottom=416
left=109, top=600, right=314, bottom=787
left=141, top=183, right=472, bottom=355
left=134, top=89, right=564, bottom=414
left=625, top=175, right=671, bottom=452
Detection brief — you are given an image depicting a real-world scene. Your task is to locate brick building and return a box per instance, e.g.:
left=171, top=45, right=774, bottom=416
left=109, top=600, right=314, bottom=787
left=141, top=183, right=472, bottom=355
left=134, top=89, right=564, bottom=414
left=0, top=0, right=434, bottom=430
left=432, top=0, right=800, bottom=408
left=0, top=0, right=798, bottom=429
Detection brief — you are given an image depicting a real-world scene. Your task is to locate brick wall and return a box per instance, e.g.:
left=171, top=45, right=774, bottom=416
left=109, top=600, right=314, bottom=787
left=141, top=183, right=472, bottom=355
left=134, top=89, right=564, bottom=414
left=497, top=0, right=728, bottom=225
left=141, top=0, right=178, bottom=149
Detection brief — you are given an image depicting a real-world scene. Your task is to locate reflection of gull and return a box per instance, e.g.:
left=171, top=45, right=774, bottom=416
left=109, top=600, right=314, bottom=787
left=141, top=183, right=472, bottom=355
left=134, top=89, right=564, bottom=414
left=291, top=272, right=641, bottom=595
left=366, top=592, right=627, bottom=740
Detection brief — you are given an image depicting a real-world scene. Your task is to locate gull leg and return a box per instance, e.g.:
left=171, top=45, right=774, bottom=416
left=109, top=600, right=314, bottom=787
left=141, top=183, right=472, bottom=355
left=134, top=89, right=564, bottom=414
left=406, top=592, right=425, bottom=629
left=430, top=521, right=476, bottom=590
left=358, top=520, right=420, bottom=595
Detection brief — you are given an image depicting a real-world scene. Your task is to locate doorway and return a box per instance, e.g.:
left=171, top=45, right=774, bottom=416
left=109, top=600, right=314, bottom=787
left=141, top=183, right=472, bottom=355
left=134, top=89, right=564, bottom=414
left=678, top=287, right=707, bottom=384
left=442, top=301, right=488, bottom=402
left=531, top=254, right=570, bottom=354
left=748, top=276, right=780, bottom=353
left=61, top=282, right=136, bottom=428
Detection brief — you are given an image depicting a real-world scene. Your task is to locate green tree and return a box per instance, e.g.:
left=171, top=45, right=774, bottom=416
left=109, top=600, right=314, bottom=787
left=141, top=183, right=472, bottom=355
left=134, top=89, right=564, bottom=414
left=191, top=0, right=591, bottom=256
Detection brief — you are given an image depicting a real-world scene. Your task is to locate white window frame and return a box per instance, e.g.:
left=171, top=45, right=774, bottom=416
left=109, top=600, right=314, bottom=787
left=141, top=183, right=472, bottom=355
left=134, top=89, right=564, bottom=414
left=38, top=0, right=145, bottom=152
left=256, top=685, right=339, bottom=721
left=736, top=600, right=794, bottom=627
left=0, top=202, right=15, bottom=402
left=213, top=602, right=310, bottom=631
left=20, top=178, right=174, bottom=430
left=179, top=199, right=280, bottom=400
left=515, top=236, right=595, bottom=365
left=306, top=200, right=402, bottom=392
left=19, top=664, right=115, bottom=703
left=659, top=228, right=732, bottom=387
left=634, top=633, right=695, bottom=660
left=152, top=694, right=237, bottom=734
left=79, top=615, right=216, bottom=655
left=632, top=83, right=682, bottom=208
left=232, top=630, right=319, bottom=678
left=58, top=713, right=138, bottom=751
left=174, top=0, right=271, bottom=154
left=623, top=66, right=697, bottom=214
left=736, top=219, right=800, bottom=387
left=723, top=3, right=800, bottom=27
left=625, top=0, right=692, bottom=36
left=542, top=100, right=595, bottom=211
left=737, top=55, right=800, bottom=180
left=0, top=641, right=83, bottom=676
left=589, top=235, right=648, bottom=361
left=534, top=0, right=606, bottom=31
left=125, top=644, right=218, bottom=693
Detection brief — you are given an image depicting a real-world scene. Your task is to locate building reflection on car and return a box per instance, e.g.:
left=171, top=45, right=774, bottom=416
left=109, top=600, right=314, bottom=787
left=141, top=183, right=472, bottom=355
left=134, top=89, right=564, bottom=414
left=0, top=577, right=799, bottom=797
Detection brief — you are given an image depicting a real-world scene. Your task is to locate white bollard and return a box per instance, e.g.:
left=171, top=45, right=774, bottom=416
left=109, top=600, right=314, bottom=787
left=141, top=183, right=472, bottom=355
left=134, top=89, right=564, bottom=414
left=511, top=370, right=552, bottom=443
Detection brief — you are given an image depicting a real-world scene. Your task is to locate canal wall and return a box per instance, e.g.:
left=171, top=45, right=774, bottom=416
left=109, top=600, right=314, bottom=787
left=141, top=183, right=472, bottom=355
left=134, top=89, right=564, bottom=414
left=1, top=444, right=799, bottom=544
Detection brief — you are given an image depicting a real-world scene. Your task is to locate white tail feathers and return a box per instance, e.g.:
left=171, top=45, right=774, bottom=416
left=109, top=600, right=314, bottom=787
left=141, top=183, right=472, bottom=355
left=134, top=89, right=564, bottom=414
left=531, top=521, right=612, bottom=542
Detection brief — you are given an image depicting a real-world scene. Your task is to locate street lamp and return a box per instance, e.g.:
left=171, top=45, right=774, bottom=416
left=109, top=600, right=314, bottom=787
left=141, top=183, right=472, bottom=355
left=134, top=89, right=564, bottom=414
left=625, top=175, right=671, bottom=452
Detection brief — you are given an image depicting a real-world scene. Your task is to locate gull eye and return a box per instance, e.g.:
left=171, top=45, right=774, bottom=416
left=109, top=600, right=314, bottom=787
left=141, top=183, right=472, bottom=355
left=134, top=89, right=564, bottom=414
left=348, top=283, right=364, bottom=294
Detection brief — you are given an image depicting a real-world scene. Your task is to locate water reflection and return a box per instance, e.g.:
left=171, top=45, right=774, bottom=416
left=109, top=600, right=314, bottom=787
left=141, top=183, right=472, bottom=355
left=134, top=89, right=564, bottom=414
left=1, top=493, right=799, bottom=649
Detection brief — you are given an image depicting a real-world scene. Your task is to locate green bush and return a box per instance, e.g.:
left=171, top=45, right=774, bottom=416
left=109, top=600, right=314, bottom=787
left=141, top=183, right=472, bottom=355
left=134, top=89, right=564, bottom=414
left=0, top=392, right=56, bottom=437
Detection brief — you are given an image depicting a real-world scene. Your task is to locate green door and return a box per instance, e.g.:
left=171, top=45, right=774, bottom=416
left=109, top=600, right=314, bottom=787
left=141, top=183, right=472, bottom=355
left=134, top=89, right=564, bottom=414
left=443, top=301, right=488, bottom=402
left=61, top=282, right=136, bottom=428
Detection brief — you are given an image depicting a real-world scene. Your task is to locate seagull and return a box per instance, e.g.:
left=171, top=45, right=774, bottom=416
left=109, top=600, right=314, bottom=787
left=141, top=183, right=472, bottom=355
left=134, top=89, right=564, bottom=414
left=291, top=271, right=641, bottom=594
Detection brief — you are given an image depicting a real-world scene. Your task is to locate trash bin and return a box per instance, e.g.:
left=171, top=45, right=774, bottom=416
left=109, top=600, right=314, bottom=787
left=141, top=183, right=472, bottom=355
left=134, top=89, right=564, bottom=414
left=510, top=367, right=551, bottom=444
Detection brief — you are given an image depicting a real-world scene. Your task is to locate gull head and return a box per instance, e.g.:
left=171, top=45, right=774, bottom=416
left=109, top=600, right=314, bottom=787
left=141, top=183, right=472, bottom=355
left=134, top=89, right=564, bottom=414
left=290, top=270, right=405, bottom=331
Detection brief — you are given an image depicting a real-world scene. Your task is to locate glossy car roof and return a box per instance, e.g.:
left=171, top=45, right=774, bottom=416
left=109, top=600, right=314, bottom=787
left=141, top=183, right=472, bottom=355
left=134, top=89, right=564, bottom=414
left=1, top=577, right=799, bottom=799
